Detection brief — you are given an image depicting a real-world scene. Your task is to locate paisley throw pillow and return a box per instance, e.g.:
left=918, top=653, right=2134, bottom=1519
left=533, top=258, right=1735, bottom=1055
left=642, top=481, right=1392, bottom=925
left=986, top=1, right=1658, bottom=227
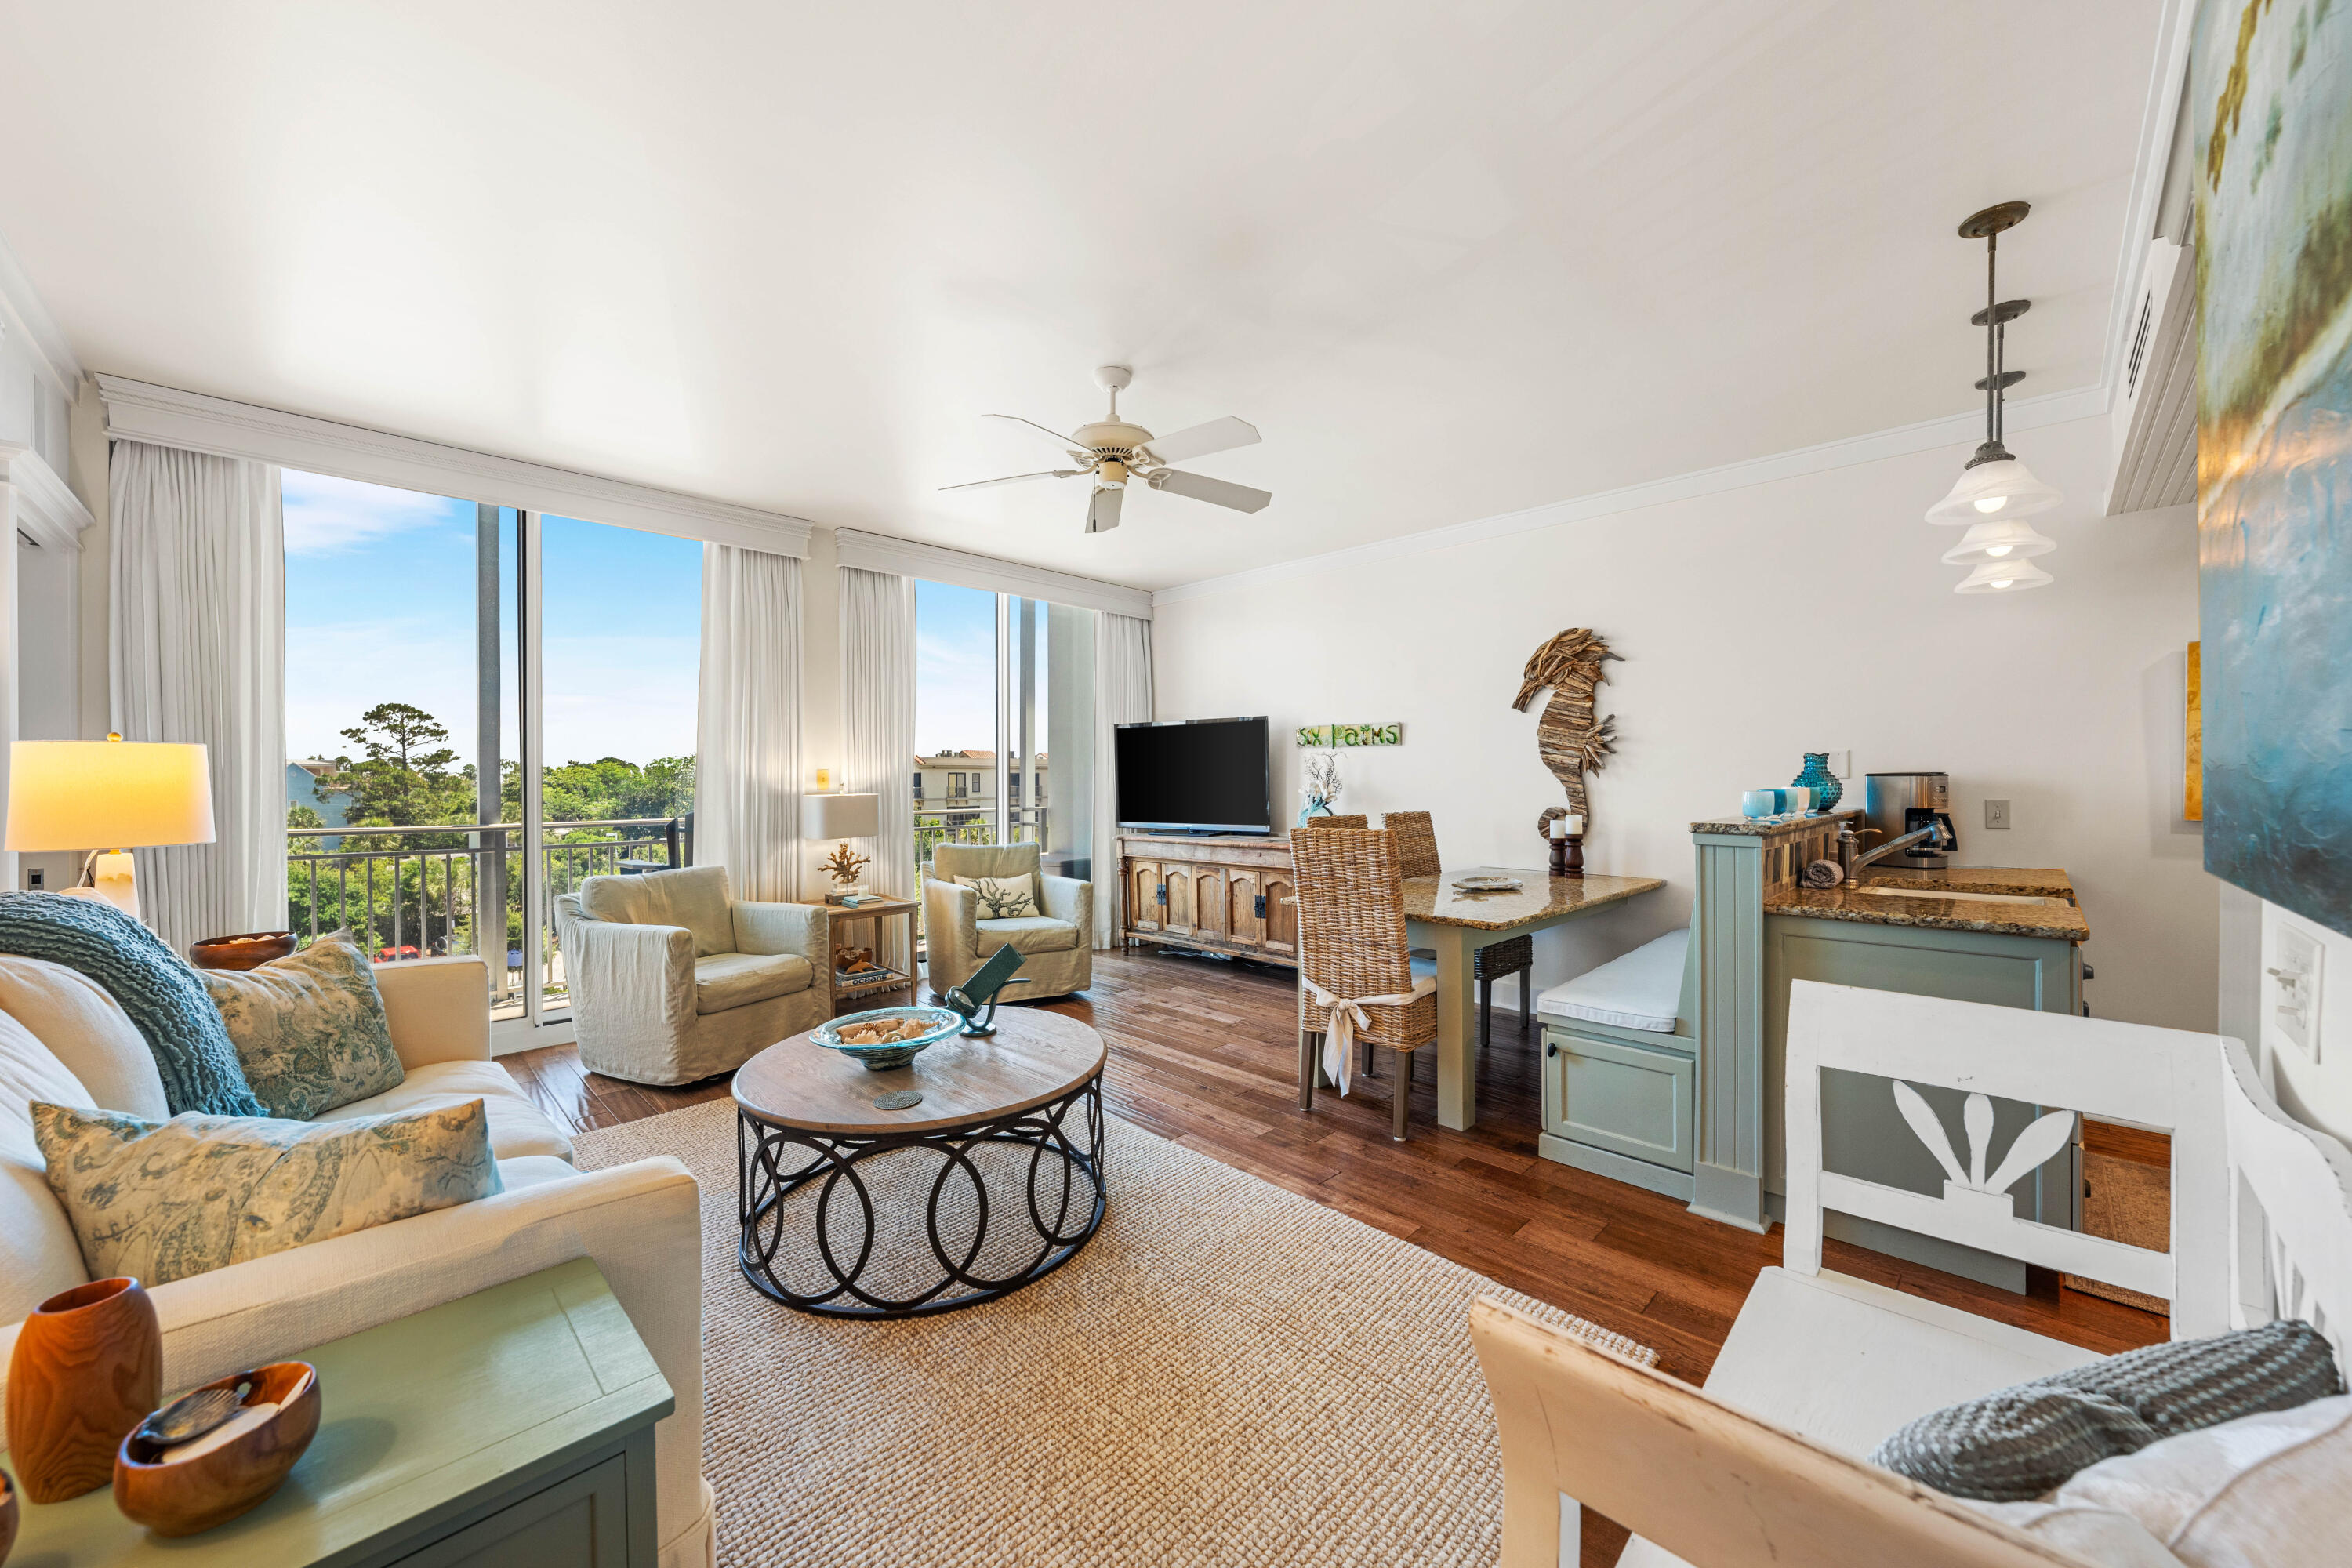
left=31, top=1098, right=501, bottom=1286
left=957, top=874, right=1042, bottom=920
left=201, top=931, right=404, bottom=1120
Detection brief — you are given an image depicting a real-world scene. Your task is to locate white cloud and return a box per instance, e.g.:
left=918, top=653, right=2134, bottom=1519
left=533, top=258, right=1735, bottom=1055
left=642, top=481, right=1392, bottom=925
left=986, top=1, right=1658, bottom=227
left=282, top=470, right=469, bottom=556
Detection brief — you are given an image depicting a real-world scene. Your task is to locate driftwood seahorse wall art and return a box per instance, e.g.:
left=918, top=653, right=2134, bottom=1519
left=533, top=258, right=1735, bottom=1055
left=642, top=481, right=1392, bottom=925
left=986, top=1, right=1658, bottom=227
left=1512, top=628, right=1620, bottom=826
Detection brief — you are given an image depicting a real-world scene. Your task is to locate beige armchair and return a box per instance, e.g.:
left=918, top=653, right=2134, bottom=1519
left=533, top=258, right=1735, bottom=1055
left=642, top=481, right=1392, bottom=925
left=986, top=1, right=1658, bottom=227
left=922, top=842, right=1092, bottom=1001
left=555, top=865, right=830, bottom=1085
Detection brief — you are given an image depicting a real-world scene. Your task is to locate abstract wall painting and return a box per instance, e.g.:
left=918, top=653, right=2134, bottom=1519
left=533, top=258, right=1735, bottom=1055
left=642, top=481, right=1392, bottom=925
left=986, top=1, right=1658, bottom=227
left=2195, top=0, right=2352, bottom=936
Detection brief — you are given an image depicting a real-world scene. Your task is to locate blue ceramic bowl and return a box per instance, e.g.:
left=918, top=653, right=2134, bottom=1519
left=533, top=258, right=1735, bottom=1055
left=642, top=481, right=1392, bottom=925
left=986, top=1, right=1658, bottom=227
left=811, top=1006, right=964, bottom=1071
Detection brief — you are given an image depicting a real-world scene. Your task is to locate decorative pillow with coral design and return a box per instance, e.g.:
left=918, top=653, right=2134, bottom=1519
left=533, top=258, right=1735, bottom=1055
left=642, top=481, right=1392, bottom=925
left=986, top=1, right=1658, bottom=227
left=31, top=1098, right=500, bottom=1285
left=957, top=874, right=1042, bottom=920
left=201, top=931, right=404, bottom=1120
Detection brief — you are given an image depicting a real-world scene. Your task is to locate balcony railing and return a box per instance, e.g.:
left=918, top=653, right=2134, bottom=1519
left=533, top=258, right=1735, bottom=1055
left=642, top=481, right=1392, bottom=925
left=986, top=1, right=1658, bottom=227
left=286, top=816, right=692, bottom=1008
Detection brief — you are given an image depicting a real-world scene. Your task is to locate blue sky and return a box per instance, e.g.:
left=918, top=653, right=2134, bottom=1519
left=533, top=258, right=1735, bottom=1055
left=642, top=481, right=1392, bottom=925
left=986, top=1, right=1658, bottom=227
left=285, top=472, right=1014, bottom=774
left=283, top=470, right=702, bottom=769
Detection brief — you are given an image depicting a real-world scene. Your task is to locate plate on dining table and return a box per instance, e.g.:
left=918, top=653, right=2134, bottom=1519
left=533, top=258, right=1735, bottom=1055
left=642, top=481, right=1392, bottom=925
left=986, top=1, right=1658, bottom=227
left=1451, top=875, right=1525, bottom=894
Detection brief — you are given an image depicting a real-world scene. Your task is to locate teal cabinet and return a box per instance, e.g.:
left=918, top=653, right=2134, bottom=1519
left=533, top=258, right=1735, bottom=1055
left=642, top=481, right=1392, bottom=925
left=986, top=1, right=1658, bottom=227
left=1764, top=914, right=2084, bottom=1290
left=1, top=1258, right=671, bottom=1568
left=1542, top=1027, right=1696, bottom=1195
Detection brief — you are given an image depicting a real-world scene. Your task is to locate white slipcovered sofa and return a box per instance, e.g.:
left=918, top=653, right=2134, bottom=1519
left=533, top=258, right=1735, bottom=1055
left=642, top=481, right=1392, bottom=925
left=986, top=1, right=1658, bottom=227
left=0, top=953, right=714, bottom=1568
left=556, top=864, right=832, bottom=1085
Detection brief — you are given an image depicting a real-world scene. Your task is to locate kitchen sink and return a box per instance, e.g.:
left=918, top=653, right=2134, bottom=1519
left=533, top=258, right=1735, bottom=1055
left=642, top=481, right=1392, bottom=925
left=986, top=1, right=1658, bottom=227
left=1855, top=886, right=2070, bottom=908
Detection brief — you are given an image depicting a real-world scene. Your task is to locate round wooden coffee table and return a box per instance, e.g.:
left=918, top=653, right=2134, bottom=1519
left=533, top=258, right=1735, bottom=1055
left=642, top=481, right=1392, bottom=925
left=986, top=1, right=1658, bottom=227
left=731, top=1008, right=1108, bottom=1318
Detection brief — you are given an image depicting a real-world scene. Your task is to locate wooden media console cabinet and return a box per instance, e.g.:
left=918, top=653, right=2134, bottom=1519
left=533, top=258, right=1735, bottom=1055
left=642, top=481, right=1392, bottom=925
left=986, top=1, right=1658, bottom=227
left=1117, top=831, right=1297, bottom=967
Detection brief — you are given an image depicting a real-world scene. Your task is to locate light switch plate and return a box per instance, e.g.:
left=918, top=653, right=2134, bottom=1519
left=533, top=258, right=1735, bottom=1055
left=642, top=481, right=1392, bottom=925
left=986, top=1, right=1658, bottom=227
left=1827, top=750, right=1851, bottom=777
left=1984, top=799, right=2012, bottom=830
left=2273, top=924, right=2324, bottom=1062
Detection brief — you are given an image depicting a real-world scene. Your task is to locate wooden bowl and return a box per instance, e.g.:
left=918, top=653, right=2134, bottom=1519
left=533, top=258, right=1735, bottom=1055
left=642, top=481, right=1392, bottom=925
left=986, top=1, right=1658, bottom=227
left=113, top=1363, right=320, bottom=1537
left=187, top=931, right=298, bottom=971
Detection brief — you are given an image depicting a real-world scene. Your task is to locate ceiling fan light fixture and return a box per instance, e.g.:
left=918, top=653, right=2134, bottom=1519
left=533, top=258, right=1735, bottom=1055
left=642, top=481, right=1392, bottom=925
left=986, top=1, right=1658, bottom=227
left=1940, top=517, right=2056, bottom=567
left=1954, top=559, right=2054, bottom=594
left=1926, top=456, right=2062, bottom=524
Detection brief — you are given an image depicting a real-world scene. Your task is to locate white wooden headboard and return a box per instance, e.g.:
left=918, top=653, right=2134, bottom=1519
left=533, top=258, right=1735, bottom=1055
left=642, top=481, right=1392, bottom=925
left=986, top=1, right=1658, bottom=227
left=2223, top=1038, right=2352, bottom=1365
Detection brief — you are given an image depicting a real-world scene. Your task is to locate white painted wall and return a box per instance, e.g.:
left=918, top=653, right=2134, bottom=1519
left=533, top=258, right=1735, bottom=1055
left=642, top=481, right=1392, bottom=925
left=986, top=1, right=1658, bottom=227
left=1150, top=412, right=2218, bottom=1033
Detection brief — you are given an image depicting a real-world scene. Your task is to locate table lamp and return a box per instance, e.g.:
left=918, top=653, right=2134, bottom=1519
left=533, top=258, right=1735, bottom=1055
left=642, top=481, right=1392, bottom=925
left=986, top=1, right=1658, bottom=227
left=5, top=735, right=216, bottom=919
left=802, top=791, right=880, bottom=904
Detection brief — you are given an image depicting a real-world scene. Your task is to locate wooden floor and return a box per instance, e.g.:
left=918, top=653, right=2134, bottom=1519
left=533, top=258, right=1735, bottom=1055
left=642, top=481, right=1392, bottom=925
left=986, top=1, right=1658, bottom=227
left=505, top=946, right=2167, bottom=1566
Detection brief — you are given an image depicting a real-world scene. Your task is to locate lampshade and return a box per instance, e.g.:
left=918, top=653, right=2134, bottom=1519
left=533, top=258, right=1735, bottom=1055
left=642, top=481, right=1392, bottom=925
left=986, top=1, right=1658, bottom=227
left=1925, top=457, right=2063, bottom=524
left=802, top=792, right=880, bottom=840
left=1953, top=559, right=2054, bottom=594
left=1940, top=517, right=2057, bottom=567
left=5, top=739, right=216, bottom=851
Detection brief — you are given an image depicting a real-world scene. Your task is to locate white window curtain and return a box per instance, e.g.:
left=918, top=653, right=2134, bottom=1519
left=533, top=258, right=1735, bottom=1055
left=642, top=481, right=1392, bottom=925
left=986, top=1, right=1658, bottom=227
left=839, top=566, right=917, bottom=976
left=696, top=545, right=804, bottom=901
left=108, top=440, right=286, bottom=956
left=1091, top=611, right=1153, bottom=949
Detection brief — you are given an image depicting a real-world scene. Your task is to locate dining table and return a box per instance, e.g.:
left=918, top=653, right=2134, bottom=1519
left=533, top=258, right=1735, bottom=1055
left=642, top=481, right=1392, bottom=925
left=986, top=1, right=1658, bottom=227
left=1403, top=866, right=1667, bottom=1131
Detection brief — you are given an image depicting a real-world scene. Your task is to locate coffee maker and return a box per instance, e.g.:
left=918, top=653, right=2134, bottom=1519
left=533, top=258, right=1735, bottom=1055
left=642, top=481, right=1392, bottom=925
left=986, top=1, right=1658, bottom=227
left=1862, top=771, right=1958, bottom=869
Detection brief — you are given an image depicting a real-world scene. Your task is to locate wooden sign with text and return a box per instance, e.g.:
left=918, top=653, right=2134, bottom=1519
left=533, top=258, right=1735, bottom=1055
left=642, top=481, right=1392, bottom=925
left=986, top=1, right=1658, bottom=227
left=1296, top=723, right=1403, bottom=747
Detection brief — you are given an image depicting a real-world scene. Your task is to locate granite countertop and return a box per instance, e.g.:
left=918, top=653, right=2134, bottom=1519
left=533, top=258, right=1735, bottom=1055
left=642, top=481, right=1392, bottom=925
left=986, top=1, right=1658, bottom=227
left=1402, top=867, right=1666, bottom=930
left=1766, top=866, right=2088, bottom=941
left=1690, top=809, right=1863, bottom=837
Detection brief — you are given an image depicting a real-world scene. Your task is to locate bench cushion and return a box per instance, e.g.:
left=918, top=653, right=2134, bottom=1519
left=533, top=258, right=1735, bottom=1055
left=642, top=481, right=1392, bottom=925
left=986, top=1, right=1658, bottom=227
left=1536, top=928, right=1688, bottom=1033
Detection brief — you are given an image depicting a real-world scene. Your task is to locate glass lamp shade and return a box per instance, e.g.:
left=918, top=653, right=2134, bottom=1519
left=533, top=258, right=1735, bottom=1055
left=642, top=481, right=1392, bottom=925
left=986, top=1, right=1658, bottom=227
left=1954, top=559, right=2055, bottom=594
left=4, top=740, right=215, bottom=851
left=1940, top=517, right=2058, bottom=567
left=801, top=791, right=880, bottom=840
left=1926, top=457, right=2063, bottom=524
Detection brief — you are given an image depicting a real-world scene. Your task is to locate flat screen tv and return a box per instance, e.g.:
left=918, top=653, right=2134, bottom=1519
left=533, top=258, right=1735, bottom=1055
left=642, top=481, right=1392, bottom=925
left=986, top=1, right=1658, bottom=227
left=1114, top=717, right=1272, bottom=835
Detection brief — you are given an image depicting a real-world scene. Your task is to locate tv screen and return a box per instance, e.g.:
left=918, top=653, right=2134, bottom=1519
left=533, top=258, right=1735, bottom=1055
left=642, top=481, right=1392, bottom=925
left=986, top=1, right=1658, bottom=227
left=1114, top=717, right=1272, bottom=834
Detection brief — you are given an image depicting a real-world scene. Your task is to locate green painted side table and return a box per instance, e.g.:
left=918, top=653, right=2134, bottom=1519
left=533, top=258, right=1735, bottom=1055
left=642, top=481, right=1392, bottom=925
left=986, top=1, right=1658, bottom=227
left=2, top=1258, right=673, bottom=1566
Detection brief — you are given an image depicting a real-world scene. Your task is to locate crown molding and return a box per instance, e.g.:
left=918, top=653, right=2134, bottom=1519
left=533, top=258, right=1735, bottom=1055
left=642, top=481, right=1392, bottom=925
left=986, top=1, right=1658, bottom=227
left=95, top=375, right=815, bottom=557
left=0, top=228, right=83, bottom=400
left=0, top=442, right=95, bottom=550
left=835, top=528, right=1152, bottom=619
left=1152, top=381, right=2107, bottom=607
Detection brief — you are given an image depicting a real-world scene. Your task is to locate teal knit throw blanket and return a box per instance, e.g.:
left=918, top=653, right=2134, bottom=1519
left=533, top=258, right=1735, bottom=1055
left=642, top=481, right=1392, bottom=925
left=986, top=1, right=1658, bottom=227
left=0, top=892, right=267, bottom=1117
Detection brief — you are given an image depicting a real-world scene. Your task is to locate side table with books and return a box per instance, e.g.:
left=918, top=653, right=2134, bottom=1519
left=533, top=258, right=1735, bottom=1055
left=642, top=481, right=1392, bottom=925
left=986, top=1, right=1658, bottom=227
left=825, top=894, right=920, bottom=1013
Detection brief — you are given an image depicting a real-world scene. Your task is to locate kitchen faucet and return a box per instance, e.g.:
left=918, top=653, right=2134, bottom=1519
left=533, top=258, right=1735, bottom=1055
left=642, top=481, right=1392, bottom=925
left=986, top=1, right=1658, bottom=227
left=1836, top=821, right=1944, bottom=884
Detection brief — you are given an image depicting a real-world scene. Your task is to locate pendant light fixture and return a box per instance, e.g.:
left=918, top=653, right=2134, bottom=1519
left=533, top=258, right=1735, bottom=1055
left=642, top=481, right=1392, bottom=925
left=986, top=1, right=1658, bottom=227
left=1929, top=201, right=2060, bottom=590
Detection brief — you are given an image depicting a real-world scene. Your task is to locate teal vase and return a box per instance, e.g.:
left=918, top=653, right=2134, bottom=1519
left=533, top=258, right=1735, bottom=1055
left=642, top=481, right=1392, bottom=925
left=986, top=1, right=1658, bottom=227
left=1296, top=799, right=1333, bottom=827
left=1792, top=753, right=1840, bottom=813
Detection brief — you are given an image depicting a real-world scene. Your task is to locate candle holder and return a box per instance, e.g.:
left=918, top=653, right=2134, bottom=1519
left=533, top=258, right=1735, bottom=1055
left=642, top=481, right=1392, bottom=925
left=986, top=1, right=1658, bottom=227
left=1563, top=833, right=1585, bottom=878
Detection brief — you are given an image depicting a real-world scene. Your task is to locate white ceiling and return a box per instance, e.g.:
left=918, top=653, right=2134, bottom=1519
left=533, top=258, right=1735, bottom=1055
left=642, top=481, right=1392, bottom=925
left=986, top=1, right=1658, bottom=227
left=0, top=0, right=2162, bottom=590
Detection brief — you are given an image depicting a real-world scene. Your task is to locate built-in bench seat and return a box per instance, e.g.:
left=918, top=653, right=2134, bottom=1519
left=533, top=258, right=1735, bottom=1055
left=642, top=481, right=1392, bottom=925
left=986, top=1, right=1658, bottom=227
left=1533, top=926, right=1698, bottom=1197
left=1535, top=927, right=1689, bottom=1033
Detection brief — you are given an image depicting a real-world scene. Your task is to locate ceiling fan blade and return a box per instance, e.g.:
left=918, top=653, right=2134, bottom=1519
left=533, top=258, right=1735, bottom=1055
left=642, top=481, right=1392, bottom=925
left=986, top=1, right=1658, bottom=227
left=1086, top=485, right=1124, bottom=534
left=1142, top=416, right=1260, bottom=465
left=1151, top=468, right=1272, bottom=514
left=940, top=470, right=1080, bottom=492
left=984, top=412, right=1093, bottom=459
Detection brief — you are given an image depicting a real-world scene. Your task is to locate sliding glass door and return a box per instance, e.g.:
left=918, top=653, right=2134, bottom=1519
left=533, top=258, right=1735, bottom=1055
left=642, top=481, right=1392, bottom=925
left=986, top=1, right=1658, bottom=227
left=911, top=583, right=1094, bottom=951
left=283, top=473, right=699, bottom=1035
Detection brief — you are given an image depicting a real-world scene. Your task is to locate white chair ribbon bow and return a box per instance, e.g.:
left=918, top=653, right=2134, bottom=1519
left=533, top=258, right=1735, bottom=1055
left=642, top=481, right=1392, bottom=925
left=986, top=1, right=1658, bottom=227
left=1303, top=975, right=1436, bottom=1094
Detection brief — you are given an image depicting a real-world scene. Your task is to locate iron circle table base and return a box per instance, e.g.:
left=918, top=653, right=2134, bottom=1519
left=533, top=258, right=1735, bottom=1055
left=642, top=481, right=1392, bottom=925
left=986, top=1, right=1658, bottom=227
left=736, top=1072, right=1105, bottom=1319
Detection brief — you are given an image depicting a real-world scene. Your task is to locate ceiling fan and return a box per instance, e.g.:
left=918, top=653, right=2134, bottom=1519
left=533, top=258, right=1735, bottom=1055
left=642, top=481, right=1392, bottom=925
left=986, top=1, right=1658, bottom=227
left=942, top=365, right=1272, bottom=534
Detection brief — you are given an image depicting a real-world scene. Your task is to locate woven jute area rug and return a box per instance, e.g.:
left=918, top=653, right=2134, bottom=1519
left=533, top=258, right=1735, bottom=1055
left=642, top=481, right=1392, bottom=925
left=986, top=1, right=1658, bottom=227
left=576, top=1098, right=1657, bottom=1567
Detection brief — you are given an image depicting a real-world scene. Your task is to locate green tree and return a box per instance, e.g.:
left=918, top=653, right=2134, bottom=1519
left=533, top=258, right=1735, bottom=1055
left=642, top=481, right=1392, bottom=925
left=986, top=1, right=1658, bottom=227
left=336, top=703, right=474, bottom=829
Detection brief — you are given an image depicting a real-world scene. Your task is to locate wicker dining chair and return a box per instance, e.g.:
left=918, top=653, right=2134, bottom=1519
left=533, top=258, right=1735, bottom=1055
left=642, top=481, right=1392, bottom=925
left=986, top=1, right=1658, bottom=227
left=1291, top=826, right=1437, bottom=1140
left=1304, top=813, right=1368, bottom=829
left=1382, top=810, right=1442, bottom=879
left=1385, top=811, right=1534, bottom=1051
